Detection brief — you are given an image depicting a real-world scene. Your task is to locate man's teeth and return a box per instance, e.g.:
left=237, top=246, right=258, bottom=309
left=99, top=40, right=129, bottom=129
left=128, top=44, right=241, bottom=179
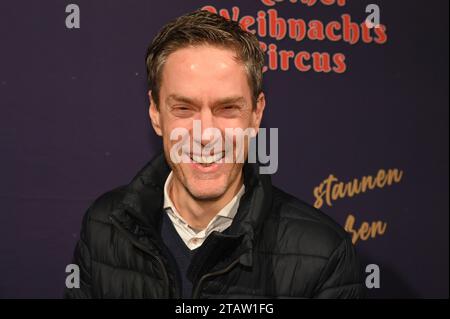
left=192, top=153, right=223, bottom=164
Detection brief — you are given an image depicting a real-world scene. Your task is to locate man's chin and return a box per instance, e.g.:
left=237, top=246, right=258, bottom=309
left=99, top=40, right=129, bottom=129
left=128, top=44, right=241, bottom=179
left=185, top=181, right=227, bottom=201
left=190, top=192, right=224, bottom=201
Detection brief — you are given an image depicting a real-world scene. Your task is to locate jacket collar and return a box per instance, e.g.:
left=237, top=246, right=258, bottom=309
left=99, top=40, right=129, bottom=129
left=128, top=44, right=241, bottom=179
left=111, top=153, right=273, bottom=269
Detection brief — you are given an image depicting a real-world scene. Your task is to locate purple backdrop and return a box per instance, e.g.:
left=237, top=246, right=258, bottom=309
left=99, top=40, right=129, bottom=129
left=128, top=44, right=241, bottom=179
left=0, top=0, right=448, bottom=298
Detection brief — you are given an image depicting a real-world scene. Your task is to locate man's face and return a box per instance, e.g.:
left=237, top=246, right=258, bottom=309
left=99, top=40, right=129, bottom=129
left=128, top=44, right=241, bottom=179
left=149, top=45, right=265, bottom=200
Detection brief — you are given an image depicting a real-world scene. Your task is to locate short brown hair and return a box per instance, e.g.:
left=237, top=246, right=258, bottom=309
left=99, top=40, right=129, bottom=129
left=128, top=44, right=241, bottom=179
left=145, top=10, right=265, bottom=107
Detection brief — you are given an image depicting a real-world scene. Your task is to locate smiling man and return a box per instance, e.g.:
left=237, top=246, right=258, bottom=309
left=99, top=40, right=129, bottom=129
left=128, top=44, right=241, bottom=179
left=65, top=10, right=364, bottom=299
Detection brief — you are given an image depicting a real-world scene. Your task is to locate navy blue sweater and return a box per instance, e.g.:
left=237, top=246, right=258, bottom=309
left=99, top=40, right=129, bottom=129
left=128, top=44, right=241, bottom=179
left=160, top=212, right=198, bottom=298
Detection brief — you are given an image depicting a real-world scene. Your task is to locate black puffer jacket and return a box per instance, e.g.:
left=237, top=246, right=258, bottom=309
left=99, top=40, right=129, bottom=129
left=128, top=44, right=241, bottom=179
left=65, top=154, right=364, bottom=299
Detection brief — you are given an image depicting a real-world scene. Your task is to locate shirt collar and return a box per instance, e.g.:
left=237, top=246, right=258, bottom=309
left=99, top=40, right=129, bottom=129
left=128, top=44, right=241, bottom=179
left=163, top=171, right=245, bottom=233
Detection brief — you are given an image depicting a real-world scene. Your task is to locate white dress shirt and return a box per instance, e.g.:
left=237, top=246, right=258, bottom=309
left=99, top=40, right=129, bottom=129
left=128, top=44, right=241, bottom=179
left=163, top=171, right=245, bottom=250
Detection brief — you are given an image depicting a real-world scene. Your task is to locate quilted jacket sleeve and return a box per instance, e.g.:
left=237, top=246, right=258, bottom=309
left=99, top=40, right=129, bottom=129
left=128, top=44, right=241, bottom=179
left=313, top=236, right=365, bottom=298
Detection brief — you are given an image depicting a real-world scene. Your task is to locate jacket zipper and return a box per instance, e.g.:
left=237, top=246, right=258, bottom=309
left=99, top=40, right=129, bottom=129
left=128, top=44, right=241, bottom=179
left=109, top=215, right=171, bottom=298
left=192, top=257, right=241, bottom=299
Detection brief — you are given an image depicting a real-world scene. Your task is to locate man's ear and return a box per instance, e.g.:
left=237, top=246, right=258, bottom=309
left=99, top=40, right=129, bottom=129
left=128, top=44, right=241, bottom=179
left=253, top=92, right=266, bottom=134
left=148, top=91, right=162, bottom=136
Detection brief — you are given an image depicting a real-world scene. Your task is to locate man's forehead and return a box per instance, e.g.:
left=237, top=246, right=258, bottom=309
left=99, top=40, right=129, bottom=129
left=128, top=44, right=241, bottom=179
left=158, top=45, right=252, bottom=107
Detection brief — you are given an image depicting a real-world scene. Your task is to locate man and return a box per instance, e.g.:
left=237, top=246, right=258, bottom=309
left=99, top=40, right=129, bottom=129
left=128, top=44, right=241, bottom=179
left=65, top=10, right=364, bottom=299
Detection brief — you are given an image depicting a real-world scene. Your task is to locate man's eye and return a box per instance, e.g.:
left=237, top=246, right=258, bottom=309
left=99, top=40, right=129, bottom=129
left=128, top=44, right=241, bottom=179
left=218, top=105, right=240, bottom=116
left=172, top=106, right=194, bottom=117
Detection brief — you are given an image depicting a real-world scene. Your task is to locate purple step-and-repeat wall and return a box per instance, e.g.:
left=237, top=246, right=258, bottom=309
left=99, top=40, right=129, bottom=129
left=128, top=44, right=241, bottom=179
left=0, top=0, right=448, bottom=298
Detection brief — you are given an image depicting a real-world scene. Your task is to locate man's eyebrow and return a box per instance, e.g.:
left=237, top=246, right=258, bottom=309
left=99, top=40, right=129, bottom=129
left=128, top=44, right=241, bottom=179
left=213, top=96, right=246, bottom=106
left=166, top=94, right=201, bottom=106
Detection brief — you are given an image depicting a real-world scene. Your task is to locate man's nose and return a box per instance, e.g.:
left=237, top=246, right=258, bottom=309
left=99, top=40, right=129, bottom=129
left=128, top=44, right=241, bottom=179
left=198, top=108, right=218, bottom=146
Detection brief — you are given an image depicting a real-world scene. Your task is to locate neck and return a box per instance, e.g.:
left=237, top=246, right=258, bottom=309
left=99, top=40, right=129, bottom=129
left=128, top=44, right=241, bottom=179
left=169, top=173, right=244, bottom=230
